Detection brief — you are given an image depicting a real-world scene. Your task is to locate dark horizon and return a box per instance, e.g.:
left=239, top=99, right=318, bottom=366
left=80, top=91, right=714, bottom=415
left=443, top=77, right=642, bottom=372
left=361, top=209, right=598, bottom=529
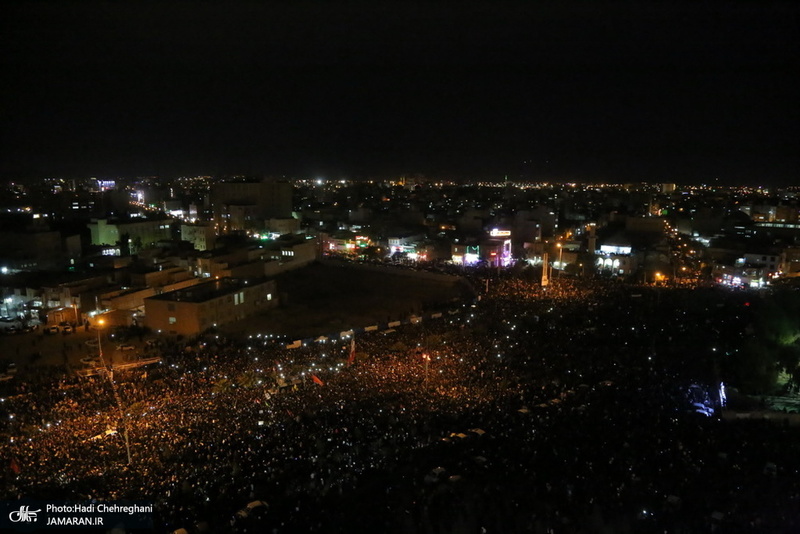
left=1, top=2, right=797, bottom=185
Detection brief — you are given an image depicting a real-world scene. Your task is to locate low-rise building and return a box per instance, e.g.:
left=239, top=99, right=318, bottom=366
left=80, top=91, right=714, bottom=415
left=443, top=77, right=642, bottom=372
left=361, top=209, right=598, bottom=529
left=88, top=217, right=174, bottom=252
left=180, top=223, right=216, bottom=251
left=0, top=225, right=81, bottom=272
left=267, top=217, right=301, bottom=236
left=144, top=277, right=278, bottom=336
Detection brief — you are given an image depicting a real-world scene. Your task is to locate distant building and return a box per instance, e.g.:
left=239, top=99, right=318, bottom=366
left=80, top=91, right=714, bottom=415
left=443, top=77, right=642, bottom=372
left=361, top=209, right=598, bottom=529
left=595, top=235, right=637, bottom=276
left=450, top=241, right=481, bottom=265
left=267, top=217, right=301, bottom=236
left=144, top=277, right=277, bottom=336
left=88, top=217, right=174, bottom=252
left=211, top=179, right=292, bottom=233
left=0, top=226, right=81, bottom=272
left=625, top=216, right=668, bottom=234
left=387, top=233, right=426, bottom=256
left=780, top=247, right=800, bottom=275
left=261, top=236, right=320, bottom=275
left=323, top=231, right=359, bottom=255
left=194, top=237, right=318, bottom=279
left=180, top=223, right=217, bottom=251
left=741, top=252, right=779, bottom=274
left=130, top=266, right=193, bottom=289
left=195, top=247, right=269, bottom=279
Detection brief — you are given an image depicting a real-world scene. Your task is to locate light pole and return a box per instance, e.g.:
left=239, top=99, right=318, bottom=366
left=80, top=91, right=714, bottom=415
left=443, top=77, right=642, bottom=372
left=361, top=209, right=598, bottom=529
left=96, top=318, right=132, bottom=465
left=96, top=318, right=104, bottom=356
left=557, top=243, right=563, bottom=277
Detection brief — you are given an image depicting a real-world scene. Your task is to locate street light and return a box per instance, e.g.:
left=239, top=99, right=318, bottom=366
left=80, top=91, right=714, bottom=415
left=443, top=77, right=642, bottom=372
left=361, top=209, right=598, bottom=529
left=556, top=243, right=563, bottom=277
left=96, top=318, right=132, bottom=465
left=96, top=318, right=104, bottom=358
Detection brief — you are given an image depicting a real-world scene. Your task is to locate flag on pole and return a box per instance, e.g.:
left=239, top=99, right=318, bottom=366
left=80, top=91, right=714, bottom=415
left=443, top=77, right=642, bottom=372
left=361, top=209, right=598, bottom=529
left=347, top=337, right=356, bottom=365
left=311, top=374, right=325, bottom=386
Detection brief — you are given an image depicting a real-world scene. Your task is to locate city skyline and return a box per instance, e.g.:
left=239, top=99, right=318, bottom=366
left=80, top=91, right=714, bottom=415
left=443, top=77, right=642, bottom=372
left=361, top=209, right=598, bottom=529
left=1, top=1, right=797, bottom=184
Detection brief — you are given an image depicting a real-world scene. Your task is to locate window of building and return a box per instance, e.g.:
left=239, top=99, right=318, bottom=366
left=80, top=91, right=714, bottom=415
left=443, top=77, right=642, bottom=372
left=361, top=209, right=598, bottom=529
left=168, top=303, right=175, bottom=311
left=169, top=317, right=177, bottom=324
left=267, top=293, right=272, bottom=301
left=239, top=291, right=244, bottom=303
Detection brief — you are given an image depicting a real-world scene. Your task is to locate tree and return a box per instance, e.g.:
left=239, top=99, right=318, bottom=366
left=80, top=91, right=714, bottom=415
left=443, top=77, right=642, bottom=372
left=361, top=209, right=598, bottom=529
left=725, top=339, right=779, bottom=394
left=130, top=236, right=143, bottom=255
left=118, top=232, right=131, bottom=256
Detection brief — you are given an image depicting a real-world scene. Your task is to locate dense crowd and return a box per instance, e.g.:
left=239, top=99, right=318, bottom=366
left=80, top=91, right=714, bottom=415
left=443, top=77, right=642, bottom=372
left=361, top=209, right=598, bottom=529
left=2, top=276, right=799, bottom=533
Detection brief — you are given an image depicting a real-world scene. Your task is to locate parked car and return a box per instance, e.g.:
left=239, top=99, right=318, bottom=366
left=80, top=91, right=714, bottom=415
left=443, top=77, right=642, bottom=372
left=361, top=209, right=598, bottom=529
left=62, top=325, right=74, bottom=334
left=117, top=344, right=136, bottom=352
left=46, top=326, right=59, bottom=334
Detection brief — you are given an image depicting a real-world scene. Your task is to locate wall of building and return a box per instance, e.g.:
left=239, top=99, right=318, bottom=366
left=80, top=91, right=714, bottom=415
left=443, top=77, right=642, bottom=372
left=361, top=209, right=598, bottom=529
left=144, top=278, right=278, bottom=336
left=130, top=267, right=192, bottom=289
left=267, top=217, right=301, bottom=235
left=0, top=229, right=71, bottom=271
left=211, top=180, right=293, bottom=233
left=89, top=218, right=173, bottom=248
left=180, top=223, right=216, bottom=251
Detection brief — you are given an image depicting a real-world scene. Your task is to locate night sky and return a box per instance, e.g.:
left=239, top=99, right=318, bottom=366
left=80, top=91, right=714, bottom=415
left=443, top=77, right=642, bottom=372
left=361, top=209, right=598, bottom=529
left=1, top=1, right=797, bottom=183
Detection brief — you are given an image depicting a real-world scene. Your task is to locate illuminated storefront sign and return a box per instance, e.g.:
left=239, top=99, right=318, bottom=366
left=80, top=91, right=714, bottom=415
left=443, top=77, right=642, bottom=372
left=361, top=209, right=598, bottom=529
left=490, top=229, right=511, bottom=237
left=600, top=245, right=632, bottom=255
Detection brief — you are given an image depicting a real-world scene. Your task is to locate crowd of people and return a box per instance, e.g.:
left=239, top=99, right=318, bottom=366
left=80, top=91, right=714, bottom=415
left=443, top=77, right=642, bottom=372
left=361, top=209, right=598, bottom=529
left=1, top=275, right=799, bottom=533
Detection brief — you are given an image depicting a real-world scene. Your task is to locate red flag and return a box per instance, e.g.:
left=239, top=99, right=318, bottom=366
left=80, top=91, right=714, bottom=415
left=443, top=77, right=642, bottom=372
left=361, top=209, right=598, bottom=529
left=347, top=337, right=356, bottom=365
left=311, top=374, right=325, bottom=386
left=10, top=458, right=21, bottom=475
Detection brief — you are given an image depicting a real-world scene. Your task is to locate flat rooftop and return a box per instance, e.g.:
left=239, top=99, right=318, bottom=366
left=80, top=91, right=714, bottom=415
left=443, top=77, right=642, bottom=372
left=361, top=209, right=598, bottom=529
left=147, top=277, right=270, bottom=303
